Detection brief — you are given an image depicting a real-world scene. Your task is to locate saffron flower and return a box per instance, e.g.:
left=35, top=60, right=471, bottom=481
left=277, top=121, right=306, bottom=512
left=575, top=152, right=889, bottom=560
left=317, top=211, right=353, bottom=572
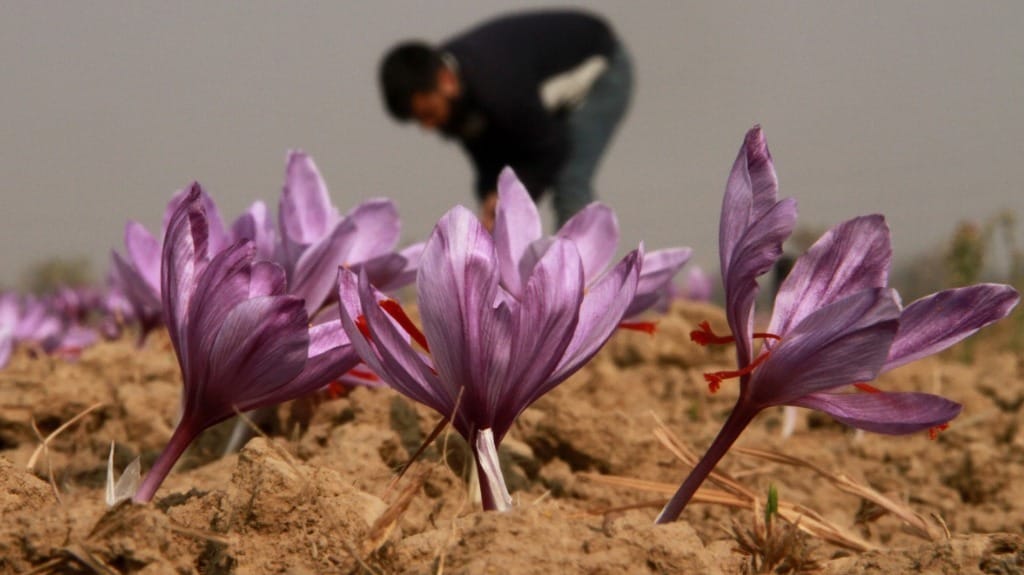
left=278, top=151, right=421, bottom=316
left=656, top=126, right=1019, bottom=523
left=133, top=184, right=359, bottom=503
left=338, top=202, right=642, bottom=511
left=492, top=169, right=689, bottom=319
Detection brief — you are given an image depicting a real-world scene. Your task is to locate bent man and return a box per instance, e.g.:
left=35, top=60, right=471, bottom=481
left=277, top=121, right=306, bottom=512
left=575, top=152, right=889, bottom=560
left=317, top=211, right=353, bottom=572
left=379, top=10, right=633, bottom=229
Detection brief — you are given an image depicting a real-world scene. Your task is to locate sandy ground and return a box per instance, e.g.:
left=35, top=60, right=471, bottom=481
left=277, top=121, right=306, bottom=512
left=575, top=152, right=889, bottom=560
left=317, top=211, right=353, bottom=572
left=1, top=300, right=1022, bottom=574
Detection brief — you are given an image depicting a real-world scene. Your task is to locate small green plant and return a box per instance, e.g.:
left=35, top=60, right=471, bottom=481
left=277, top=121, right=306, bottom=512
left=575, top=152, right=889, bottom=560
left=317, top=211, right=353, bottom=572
left=731, top=485, right=820, bottom=574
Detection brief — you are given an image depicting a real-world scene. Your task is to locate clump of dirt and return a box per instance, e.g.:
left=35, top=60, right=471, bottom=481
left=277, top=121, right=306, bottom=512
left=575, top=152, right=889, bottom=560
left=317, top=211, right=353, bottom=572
left=1, top=300, right=1022, bottom=574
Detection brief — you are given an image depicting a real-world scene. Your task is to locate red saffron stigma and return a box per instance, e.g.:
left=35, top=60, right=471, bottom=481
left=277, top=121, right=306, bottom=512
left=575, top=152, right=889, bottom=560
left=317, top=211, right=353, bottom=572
left=853, top=382, right=882, bottom=394
left=690, top=320, right=783, bottom=346
left=928, top=423, right=949, bottom=440
left=379, top=299, right=430, bottom=352
left=690, top=321, right=734, bottom=345
left=702, top=350, right=773, bottom=393
left=355, top=315, right=372, bottom=340
left=347, top=368, right=379, bottom=382
left=619, top=321, right=657, bottom=334
left=325, top=381, right=348, bottom=399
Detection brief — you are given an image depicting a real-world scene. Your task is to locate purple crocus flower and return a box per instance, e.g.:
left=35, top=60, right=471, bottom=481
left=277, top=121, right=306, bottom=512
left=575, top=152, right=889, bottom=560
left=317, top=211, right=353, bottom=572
left=112, top=185, right=229, bottom=342
left=683, top=265, right=714, bottom=302
left=134, top=184, right=359, bottom=503
left=656, top=126, right=1020, bottom=523
left=493, top=168, right=690, bottom=320
left=278, top=151, right=422, bottom=316
left=338, top=203, right=642, bottom=511
left=230, top=200, right=276, bottom=262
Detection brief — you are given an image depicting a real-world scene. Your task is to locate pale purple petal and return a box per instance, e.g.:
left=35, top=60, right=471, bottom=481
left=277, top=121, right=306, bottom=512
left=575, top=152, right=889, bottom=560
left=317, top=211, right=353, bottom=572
left=290, top=218, right=358, bottom=316
left=724, top=197, right=798, bottom=367
left=719, top=125, right=779, bottom=276
left=624, top=247, right=692, bottom=317
left=343, top=199, right=401, bottom=264
left=164, top=185, right=228, bottom=255
left=231, top=201, right=276, bottom=261
left=369, top=241, right=424, bottom=293
left=556, top=202, right=619, bottom=285
left=336, top=269, right=447, bottom=413
left=884, top=283, right=1020, bottom=372
left=770, top=215, right=891, bottom=336
left=492, top=238, right=584, bottom=437
left=111, top=251, right=162, bottom=331
left=548, top=247, right=642, bottom=385
left=684, top=265, right=713, bottom=302
left=279, top=151, right=339, bottom=264
left=493, top=168, right=543, bottom=296
left=249, top=261, right=288, bottom=298
left=791, top=391, right=962, bottom=435
left=418, top=206, right=500, bottom=399
left=124, top=221, right=161, bottom=293
left=751, top=288, right=901, bottom=405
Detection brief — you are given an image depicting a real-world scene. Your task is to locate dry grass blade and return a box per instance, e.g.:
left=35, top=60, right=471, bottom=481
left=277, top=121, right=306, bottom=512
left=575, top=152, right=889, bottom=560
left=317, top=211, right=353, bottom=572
left=26, top=401, right=104, bottom=471
left=731, top=445, right=942, bottom=541
left=578, top=472, right=874, bottom=552
left=363, top=466, right=430, bottom=555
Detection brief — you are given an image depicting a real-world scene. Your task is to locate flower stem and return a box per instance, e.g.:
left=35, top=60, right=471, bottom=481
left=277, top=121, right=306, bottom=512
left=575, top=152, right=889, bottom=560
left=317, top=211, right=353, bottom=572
left=473, top=428, right=512, bottom=511
left=133, top=421, right=197, bottom=504
left=655, top=404, right=758, bottom=524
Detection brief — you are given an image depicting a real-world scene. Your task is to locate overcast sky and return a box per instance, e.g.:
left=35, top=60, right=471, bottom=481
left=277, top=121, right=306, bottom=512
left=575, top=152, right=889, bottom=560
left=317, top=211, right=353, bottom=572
left=2, top=1, right=1021, bottom=288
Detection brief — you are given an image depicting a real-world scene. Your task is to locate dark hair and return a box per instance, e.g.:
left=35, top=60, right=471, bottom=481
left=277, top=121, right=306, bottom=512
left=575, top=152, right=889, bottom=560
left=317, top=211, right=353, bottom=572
left=379, top=42, right=444, bottom=121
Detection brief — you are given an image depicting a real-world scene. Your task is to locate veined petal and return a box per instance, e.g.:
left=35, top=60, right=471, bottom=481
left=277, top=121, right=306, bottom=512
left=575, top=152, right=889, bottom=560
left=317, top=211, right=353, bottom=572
left=418, top=206, right=500, bottom=400
left=770, top=215, right=891, bottom=335
left=724, top=197, right=798, bottom=367
left=111, top=251, right=161, bottom=315
left=548, top=246, right=642, bottom=386
left=291, top=218, right=358, bottom=316
left=249, top=261, right=288, bottom=298
left=750, top=288, right=900, bottom=405
left=337, top=269, right=448, bottom=414
left=493, top=168, right=543, bottom=297
left=624, top=246, right=692, bottom=318
left=557, top=202, right=619, bottom=285
left=791, top=391, right=962, bottom=435
left=344, top=199, right=401, bottom=264
left=370, top=241, right=425, bottom=293
left=492, top=238, right=583, bottom=437
left=203, top=296, right=309, bottom=418
left=164, top=185, right=229, bottom=255
left=279, top=151, right=339, bottom=253
left=231, top=201, right=276, bottom=261
left=884, top=283, right=1020, bottom=371
left=124, top=221, right=161, bottom=293
left=720, top=125, right=778, bottom=274
left=162, top=184, right=210, bottom=365
left=186, top=241, right=256, bottom=386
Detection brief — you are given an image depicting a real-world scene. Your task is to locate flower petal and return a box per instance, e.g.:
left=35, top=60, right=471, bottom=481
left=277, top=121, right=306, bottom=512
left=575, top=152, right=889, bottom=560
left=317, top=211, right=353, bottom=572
left=279, top=150, right=339, bottom=262
left=291, top=218, right=358, bottom=316
left=493, top=168, right=543, bottom=297
left=163, top=184, right=229, bottom=254
left=124, top=221, right=161, bottom=293
left=491, top=238, right=583, bottom=437
left=770, top=215, right=892, bottom=336
left=719, top=125, right=779, bottom=275
left=884, top=283, right=1020, bottom=371
left=790, top=391, right=962, bottom=435
left=723, top=197, right=798, bottom=367
left=344, top=199, right=401, bottom=264
left=556, top=202, right=619, bottom=285
left=162, top=184, right=210, bottom=362
left=249, top=261, right=288, bottom=298
left=624, top=247, right=692, bottom=318
left=231, top=200, right=276, bottom=261
left=750, top=288, right=900, bottom=405
left=418, top=205, right=500, bottom=401
left=203, top=296, right=309, bottom=418
left=548, top=246, right=642, bottom=386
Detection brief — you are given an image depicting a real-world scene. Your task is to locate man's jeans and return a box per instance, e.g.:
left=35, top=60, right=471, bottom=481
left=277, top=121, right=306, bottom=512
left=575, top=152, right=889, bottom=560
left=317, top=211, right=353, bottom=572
left=553, top=43, right=633, bottom=228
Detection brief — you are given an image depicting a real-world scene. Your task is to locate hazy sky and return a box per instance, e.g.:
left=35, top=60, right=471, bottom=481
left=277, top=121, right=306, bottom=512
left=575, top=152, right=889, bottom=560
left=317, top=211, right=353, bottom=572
left=2, top=1, right=1022, bottom=287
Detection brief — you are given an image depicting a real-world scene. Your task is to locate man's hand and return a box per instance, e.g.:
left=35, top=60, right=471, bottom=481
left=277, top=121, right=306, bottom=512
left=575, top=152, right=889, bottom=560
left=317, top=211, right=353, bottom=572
left=480, top=191, right=498, bottom=232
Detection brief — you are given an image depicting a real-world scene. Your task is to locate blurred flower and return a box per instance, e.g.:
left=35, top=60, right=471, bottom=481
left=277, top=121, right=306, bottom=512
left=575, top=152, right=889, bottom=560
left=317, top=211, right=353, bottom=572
left=134, top=184, right=359, bottom=503
left=657, top=126, right=1020, bottom=523
left=683, top=265, right=713, bottom=302
left=338, top=202, right=642, bottom=510
left=493, top=168, right=689, bottom=319
left=278, top=151, right=422, bottom=317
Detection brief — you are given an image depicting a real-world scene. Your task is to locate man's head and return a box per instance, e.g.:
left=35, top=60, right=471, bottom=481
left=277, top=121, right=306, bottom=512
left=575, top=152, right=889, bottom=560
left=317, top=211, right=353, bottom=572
left=379, top=42, right=460, bottom=131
